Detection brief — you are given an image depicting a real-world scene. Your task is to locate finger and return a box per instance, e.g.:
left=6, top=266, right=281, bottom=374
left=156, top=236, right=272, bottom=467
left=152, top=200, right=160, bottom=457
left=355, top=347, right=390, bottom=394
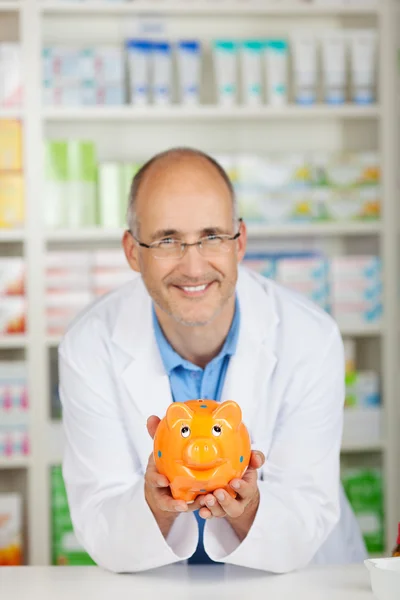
left=199, top=507, right=213, bottom=519
left=156, top=488, right=188, bottom=513
left=200, top=493, right=226, bottom=518
left=145, top=453, right=170, bottom=488
left=212, top=488, right=242, bottom=519
left=147, top=415, right=161, bottom=440
left=145, top=469, right=170, bottom=489
left=228, top=477, right=254, bottom=501
left=247, top=451, right=265, bottom=471
left=187, top=495, right=206, bottom=513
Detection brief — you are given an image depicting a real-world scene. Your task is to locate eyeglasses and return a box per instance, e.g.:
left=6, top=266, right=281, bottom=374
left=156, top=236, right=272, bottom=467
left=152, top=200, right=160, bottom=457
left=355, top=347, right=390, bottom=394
left=129, top=219, right=242, bottom=260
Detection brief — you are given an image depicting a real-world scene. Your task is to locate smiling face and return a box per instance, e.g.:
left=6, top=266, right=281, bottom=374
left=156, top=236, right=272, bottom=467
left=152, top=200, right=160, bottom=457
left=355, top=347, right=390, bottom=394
left=123, top=154, right=246, bottom=327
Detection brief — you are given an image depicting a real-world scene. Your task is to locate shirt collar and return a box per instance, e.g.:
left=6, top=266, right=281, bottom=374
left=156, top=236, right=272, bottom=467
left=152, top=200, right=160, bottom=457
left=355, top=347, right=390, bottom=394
left=152, top=296, right=241, bottom=375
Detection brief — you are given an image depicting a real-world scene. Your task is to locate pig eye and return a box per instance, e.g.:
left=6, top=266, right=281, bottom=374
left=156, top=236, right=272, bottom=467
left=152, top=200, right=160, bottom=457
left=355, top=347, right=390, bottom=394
left=212, top=425, right=222, bottom=437
left=181, top=426, right=191, bottom=438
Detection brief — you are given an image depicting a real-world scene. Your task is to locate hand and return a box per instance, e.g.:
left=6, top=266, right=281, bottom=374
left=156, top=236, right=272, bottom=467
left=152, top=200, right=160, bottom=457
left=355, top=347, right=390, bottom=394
left=144, top=415, right=204, bottom=517
left=197, top=450, right=265, bottom=521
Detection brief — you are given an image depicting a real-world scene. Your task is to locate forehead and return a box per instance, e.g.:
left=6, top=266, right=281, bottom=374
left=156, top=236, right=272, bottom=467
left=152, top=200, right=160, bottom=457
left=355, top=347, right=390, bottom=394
left=136, top=157, right=233, bottom=222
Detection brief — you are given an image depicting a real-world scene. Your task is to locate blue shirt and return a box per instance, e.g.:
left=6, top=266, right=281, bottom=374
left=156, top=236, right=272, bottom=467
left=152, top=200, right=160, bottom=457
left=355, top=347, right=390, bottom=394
left=152, top=298, right=240, bottom=563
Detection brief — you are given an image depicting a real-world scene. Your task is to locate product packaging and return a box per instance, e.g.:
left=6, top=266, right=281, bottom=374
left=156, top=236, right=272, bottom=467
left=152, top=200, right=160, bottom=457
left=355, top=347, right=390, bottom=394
left=177, top=40, right=202, bottom=105
left=213, top=40, right=238, bottom=106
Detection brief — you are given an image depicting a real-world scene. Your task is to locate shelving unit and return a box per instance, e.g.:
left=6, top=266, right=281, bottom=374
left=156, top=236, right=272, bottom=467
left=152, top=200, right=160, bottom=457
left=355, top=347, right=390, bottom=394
left=39, top=1, right=382, bottom=16
left=0, top=0, right=399, bottom=567
left=44, top=221, right=382, bottom=243
left=43, top=104, right=381, bottom=121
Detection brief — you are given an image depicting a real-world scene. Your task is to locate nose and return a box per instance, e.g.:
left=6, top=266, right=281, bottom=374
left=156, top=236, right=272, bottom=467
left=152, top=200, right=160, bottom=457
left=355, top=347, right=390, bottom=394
left=184, top=438, right=219, bottom=467
left=179, top=243, right=208, bottom=278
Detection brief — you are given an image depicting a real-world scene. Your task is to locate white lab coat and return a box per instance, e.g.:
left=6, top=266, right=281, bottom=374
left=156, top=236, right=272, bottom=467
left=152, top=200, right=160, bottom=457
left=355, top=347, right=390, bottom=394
left=58, top=266, right=367, bottom=574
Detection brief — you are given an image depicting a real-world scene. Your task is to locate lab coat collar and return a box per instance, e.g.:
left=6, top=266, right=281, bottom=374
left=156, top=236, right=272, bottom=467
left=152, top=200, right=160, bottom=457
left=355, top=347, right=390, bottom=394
left=112, top=267, right=279, bottom=428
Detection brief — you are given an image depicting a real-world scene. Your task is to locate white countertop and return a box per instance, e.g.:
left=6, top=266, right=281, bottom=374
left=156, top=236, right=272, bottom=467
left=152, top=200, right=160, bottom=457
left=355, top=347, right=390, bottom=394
left=0, top=563, right=374, bottom=599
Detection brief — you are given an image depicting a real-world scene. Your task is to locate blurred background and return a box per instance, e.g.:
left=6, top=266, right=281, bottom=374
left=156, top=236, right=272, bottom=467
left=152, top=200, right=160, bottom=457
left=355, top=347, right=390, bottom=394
left=0, top=0, right=399, bottom=568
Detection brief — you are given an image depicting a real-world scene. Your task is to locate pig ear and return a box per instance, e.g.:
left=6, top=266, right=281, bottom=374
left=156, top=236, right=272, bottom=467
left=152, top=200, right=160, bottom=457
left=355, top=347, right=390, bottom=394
left=212, top=400, right=242, bottom=430
left=166, top=403, right=194, bottom=431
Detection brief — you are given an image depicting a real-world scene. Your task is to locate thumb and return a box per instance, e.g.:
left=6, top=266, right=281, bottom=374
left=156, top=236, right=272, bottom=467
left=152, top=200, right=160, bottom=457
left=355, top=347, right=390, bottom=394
left=147, top=415, right=161, bottom=440
left=248, top=450, right=265, bottom=470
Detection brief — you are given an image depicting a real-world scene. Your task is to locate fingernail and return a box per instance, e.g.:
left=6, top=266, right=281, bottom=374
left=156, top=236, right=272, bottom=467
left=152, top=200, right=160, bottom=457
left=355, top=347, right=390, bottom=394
left=231, top=480, right=240, bottom=489
left=157, top=478, right=166, bottom=487
left=206, top=497, right=215, bottom=507
left=175, top=505, right=187, bottom=512
left=199, top=496, right=205, bottom=506
left=215, top=491, right=225, bottom=502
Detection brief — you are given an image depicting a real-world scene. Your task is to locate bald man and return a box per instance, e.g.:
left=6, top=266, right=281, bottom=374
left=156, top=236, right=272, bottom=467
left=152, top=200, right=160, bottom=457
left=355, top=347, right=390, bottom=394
left=59, top=147, right=366, bottom=574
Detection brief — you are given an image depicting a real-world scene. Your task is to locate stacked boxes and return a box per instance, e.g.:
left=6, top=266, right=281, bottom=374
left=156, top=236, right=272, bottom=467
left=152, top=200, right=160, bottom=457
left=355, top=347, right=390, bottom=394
left=44, top=140, right=97, bottom=229
left=98, top=162, right=140, bottom=228
left=44, top=140, right=139, bottom=229
left=92, top=250, right=136, bottom=297
left=46, top=252, right=92, bottom=336
left=275, top=256, right=330, bottom=312
left=0, top=362, right=29, bottom=459
left=46, top=249, right=134, bottom=335
left=243, top=252, right=383, bottom=328
left=43, top=46, right=125, bottom=106
left=0, top=258, right=26, bottom=336
left=313, top=152, right=380, bottom=221
left=342, top=469, right=385, bottom=554
left=0, top=121, right=24, bottom=229
left=215, top=151, right=381, bottom=225
left=0, top=494, right=23, bottom=565
left=44, top=144, right=381, bottom=231
left=51, top=466, right=96, bottom=566
left=342, top=337, right=381, bottom=448
left=330, top=256, right=382, bottom=329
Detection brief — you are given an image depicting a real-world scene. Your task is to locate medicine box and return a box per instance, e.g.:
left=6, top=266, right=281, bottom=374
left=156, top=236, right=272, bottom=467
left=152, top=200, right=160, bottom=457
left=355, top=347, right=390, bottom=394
left=0, top=297, right=26, bottom=335
left=0, top=173, right=24, bottom=228
left=0, top=120, right=23, bottom=171
left=0, top=258, right=25, bottom=296
left=51, top=466, right=96, bottom=566
left=0, top=493, right=23, bottom=565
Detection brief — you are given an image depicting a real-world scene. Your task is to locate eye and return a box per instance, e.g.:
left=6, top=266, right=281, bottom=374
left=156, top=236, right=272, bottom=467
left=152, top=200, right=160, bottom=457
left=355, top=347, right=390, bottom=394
left=156, top=238, right=179, bottom=249
left=212, top=425, right=222, bottom=437
left=181, top=426, right=191, bottom=438
left=203, top=235, right=223, bottom=246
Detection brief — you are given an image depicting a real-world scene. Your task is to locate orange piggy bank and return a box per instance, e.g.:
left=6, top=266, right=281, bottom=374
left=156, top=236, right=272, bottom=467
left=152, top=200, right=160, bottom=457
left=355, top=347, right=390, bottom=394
left=153, top=399, right=251, bottom=503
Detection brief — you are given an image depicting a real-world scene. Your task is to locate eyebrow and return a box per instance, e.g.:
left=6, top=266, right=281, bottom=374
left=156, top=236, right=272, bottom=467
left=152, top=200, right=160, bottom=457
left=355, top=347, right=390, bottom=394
left=149, top=226, right=230, bottom=242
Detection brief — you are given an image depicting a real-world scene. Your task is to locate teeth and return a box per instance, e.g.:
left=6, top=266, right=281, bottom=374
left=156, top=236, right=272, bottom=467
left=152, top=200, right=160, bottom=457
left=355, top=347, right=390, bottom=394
left=182, top=284, right=208, bottom=292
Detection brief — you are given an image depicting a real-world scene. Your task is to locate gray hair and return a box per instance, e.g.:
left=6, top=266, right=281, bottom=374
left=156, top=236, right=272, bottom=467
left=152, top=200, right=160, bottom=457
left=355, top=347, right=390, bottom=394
left=126, top=147, right=238, bottom=236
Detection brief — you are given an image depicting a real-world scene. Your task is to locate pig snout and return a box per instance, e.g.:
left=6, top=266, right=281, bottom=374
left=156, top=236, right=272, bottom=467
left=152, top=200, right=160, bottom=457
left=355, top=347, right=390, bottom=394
left=183, top=438, right=221, bottom=469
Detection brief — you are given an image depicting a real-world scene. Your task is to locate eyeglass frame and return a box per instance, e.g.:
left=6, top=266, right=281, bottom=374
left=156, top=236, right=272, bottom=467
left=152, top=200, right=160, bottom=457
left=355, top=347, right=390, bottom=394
left=128, top=218, right=243, bottom=260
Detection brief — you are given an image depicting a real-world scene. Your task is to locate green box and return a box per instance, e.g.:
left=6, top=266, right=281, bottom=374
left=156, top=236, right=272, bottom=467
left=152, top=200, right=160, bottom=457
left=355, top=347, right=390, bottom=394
left=66, top=141, right=98, bottom=227
left=50, top=466, right=96, bottom=566
left=342, top=468, right=385, bottom=554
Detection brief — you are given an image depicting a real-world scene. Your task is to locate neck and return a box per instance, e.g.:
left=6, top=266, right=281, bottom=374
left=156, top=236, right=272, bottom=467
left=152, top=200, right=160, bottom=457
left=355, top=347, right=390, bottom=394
left=155, top=297, right=236, bottom=369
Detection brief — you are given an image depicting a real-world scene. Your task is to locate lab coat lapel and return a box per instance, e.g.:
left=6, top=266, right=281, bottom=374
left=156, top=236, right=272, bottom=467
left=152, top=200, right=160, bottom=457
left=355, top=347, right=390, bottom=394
left=221, top=268, right=279, bottom=435
left=112, top=278, right=173, bottom=422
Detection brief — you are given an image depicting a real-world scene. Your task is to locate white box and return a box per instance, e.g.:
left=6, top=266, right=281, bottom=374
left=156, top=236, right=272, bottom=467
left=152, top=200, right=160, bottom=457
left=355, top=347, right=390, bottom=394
left=0, top=259, right=25, bottom=296
left=342, top=407, right=382, bottom=448
left=0, top=298, right=26, bottom=335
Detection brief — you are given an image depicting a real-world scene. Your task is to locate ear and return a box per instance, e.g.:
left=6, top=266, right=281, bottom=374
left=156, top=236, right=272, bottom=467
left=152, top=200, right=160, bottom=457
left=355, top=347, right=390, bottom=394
left=122, top=230, right=140, bottom=273
left=166, top=403, right=194, bottom=431
left=212, top=400, right=242, bottom=430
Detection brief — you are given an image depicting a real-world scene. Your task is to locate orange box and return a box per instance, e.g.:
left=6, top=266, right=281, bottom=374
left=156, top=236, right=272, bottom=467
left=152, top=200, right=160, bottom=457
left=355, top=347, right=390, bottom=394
left=0, top=120, right=23, bottom=171
left=0, top=494, right=23, bottom=566
left=0, top=297, right=26, bottom=334
left=0, top=173, right=24, bottom=228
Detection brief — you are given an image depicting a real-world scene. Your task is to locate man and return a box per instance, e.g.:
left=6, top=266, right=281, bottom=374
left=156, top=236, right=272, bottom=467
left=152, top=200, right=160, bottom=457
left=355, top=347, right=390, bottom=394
left=59, top=147, right=367, bottom=573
